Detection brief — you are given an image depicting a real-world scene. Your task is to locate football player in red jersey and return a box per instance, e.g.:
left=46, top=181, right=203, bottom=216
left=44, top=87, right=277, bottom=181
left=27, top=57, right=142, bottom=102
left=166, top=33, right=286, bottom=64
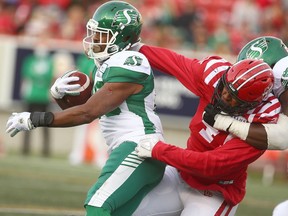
left=204, top=36, right=288, bottom=151
left=131, top=45, right=280, bottom=216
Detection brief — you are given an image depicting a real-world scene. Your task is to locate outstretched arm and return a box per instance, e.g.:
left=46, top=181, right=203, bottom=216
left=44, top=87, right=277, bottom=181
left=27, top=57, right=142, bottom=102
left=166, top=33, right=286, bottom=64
left=6, top=82, right=142, bottom=136
left=136, top=136, right=263, bottom=179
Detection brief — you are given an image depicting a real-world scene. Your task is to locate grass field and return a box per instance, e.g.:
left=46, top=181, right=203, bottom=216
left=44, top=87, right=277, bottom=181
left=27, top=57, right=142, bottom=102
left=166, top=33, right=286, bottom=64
left=0, top=154, right=287, bottom=216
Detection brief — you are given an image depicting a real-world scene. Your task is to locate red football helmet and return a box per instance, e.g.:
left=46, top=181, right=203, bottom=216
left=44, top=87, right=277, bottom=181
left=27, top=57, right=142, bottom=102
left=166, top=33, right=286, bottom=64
left=212, top=59, right=274, bottom=115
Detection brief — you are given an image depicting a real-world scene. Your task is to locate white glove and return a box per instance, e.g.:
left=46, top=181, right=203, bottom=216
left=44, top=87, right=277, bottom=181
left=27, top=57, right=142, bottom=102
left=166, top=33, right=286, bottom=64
left=6, top=112, right=35, bottom=137
left=50, top=70, right=81, bottom=99
left=135, top=136, right=159, bottom=158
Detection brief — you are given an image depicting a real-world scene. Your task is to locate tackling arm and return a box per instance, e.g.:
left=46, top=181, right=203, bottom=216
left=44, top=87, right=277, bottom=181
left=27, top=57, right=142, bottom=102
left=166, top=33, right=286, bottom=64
left=212, top=90, right=288, bottom=150
left=151, top=138, right=263, bottom=179
left=263, top=90, right=288, bottom=150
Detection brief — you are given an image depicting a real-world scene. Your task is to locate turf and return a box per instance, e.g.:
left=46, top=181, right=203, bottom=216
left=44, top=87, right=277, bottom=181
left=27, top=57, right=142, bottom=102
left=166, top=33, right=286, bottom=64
left=0, top=155, right=287, bottom=216
left=0, top=155, right=97, bottom=216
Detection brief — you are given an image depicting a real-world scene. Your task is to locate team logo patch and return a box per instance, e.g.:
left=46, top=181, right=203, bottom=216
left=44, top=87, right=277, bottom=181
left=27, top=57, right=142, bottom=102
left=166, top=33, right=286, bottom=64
left=246, top=38, right=268, bottom=59
left=112, top=9, right=139, bottom=28
left=124, top=55, right=143, bottom=66
left=281, top=67, right=288, bottom=88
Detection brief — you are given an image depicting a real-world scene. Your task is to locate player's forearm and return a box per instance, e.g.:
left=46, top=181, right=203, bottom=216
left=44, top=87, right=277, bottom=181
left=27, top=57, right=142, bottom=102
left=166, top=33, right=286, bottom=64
left=152, top=140, right=262, bottom=179
left=245, top=124, right=268, bottom=150
left=51, top=105, right=95, bottom=127
left=214, top=114, right=288, bottom=150
left=213, top=115, right=266, bottom=149
left=152, top=141, right=198, bottom=174
left=152, top=141, right=230, bottom=178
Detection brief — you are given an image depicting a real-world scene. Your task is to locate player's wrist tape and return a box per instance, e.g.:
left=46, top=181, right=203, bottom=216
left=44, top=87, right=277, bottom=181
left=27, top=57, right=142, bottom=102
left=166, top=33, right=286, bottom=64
left=214, top=114, right=250, bottom=140
left=30, top=112, right=54, bottom=127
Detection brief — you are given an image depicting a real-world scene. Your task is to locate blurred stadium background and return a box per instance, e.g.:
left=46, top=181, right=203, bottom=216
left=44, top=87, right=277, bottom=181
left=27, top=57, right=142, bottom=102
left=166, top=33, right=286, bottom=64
left=0, top=0, right=288, bottom=215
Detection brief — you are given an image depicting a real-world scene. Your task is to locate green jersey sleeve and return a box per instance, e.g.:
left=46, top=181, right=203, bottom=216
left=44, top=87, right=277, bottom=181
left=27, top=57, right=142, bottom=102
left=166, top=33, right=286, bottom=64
left=102, top=51, right=151, bottom=85
left=103, top=67, right=149, bottom=84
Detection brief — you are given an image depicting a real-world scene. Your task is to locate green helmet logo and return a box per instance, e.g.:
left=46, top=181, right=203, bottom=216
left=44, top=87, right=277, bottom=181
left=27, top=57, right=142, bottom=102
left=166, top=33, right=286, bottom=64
left=237, top=36, right=288, bottom=68
left=282, top=67, right=288, bottom=88
left=112, top=9, right=139, bottom=29
left=245, top=38, right=268, bottom=59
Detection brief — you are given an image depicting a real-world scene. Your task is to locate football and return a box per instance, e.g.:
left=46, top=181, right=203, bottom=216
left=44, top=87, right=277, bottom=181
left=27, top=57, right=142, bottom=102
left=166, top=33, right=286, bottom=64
left=56, top=71, right=93, bottom=110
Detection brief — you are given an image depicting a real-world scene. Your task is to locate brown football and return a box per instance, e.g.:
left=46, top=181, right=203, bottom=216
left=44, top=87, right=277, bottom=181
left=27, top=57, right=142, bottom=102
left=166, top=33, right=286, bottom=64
left=55, top=71, right=93, bottom=110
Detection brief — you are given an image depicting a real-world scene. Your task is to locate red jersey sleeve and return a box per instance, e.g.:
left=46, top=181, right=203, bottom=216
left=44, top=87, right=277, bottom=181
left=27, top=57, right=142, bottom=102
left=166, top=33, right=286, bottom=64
left=152, top=138, right=264, bottom=180
left=140, top=45, right=231, bottom=98
left=140, top=45, right=201, bottom=95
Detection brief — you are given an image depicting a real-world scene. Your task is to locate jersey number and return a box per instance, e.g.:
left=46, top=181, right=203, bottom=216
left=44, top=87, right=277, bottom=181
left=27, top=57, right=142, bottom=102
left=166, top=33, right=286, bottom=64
left=199, top=121, right=219, bottom=143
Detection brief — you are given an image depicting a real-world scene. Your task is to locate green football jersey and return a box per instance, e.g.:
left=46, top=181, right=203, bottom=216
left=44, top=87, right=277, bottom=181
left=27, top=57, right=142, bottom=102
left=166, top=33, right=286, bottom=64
left=92, top=50, right=163, bottom=150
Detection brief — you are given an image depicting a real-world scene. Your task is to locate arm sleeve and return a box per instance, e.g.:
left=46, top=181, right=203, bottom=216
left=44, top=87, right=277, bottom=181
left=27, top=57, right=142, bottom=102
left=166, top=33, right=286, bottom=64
left=140, top=45, right=202, bottom=95
left=152, top=139, right=264, bottom=179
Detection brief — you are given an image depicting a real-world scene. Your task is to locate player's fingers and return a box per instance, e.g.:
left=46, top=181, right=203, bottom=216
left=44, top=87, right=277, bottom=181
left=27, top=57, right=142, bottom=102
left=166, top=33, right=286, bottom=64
left=10, top=129, right=20, bottom=137
left=65, top=83, right=81, bottom=90
left=65, top=91, right=80, bottom=96
left=6, top=120, right=12, bottom=128
left=63, top=76, right=80, bottom=83
left=6, top=125, right=14, bottom=134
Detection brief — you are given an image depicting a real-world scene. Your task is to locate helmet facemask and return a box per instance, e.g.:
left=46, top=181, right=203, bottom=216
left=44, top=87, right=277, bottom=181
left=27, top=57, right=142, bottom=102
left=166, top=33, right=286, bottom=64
left=82, top=1, right=143, bottom=66
left=83, top=19, right=119, bottom=65
left=212, top=72, right=259, bottom=116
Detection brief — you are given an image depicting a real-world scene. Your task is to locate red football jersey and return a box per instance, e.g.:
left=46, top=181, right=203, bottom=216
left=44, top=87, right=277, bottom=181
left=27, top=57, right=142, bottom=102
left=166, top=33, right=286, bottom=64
left=140, top=45, right=281, bottom=205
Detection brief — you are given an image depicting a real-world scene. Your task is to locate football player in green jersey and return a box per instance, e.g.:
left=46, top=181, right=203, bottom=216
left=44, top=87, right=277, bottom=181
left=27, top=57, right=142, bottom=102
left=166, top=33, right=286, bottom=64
left=6, top=1, right=165, bottom=216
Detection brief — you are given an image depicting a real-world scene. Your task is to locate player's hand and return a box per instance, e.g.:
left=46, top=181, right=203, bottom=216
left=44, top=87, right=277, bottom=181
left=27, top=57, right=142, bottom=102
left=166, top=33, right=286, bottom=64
left=204, top=104, right=236, bottom=132
left=6, top=112, right=35, bottom=137
left=50, top=70, right=81, bottom=99
left=203, top=103, right=222, bottom=127
left=135, top=136, right=160, bottom=158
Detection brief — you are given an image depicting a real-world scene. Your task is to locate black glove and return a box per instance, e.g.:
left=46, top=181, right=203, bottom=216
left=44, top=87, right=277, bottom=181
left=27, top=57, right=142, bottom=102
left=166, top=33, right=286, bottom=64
left=203, top=104, right=221, bottom=127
